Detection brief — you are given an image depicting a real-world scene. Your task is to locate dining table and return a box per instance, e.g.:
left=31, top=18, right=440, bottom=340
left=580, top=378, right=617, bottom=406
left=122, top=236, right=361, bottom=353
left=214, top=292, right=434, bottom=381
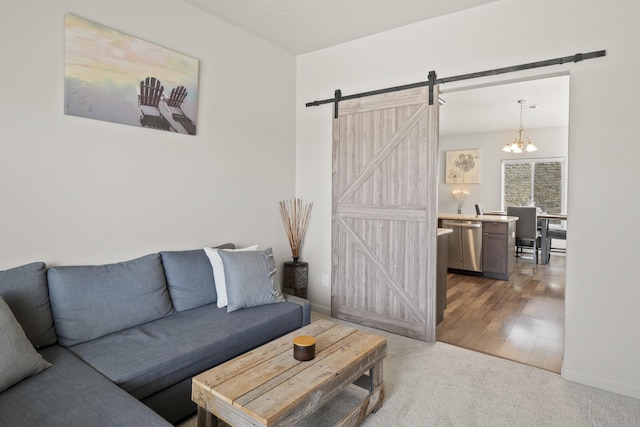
left=537, top=213, right=567, bottom=264
left=485, top=211, right=567, bottom=265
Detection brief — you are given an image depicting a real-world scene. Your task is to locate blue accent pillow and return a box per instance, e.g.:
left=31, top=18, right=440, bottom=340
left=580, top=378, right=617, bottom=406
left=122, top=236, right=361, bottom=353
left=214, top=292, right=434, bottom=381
left=217, top=248, right=285, bottom=313
left=204, top=245, right=258, bottom=309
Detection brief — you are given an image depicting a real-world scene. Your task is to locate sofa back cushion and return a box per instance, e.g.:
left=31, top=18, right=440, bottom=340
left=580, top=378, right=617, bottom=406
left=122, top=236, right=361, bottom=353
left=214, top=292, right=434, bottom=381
left=47, top=253, right=175, bottom=346
left=0, top=262, right=57, bottom=348
left=160, top=243, right=234, bottom=312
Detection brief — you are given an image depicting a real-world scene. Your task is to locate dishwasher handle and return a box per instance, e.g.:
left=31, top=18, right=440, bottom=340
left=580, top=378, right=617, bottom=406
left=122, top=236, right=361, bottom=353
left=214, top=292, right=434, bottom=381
left=441, top=221, right=482, bottom=228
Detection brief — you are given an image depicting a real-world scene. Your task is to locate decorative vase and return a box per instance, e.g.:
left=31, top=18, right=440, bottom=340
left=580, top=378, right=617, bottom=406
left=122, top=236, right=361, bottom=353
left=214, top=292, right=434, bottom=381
left=283, top=258, right=309, bottom=299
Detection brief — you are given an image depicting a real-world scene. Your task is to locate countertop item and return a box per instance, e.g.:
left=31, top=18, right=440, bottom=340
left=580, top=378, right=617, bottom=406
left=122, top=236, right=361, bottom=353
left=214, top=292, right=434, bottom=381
left=438, top=213, right=518, bottom=223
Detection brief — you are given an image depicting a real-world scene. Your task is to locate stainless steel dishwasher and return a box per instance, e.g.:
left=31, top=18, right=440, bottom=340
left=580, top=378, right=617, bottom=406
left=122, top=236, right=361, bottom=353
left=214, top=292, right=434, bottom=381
left=441, top=220, right=483, bottom=272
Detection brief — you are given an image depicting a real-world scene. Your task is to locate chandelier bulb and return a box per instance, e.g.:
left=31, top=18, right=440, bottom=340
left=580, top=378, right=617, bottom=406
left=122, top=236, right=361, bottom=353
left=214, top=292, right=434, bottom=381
left=502, top=99, right=538, bottom=154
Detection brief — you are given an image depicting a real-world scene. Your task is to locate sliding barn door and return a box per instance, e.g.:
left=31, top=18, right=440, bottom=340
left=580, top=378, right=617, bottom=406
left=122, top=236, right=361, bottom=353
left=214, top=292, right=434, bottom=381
left=332, top=86, right=440, bottom=341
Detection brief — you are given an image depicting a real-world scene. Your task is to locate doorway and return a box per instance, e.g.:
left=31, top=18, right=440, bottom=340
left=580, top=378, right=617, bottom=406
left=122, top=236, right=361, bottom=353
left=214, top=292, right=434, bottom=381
left=435, top=75, right=569, bottom=373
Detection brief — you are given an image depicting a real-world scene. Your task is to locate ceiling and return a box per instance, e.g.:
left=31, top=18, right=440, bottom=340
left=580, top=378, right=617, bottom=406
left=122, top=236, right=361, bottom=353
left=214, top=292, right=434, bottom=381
left=182, top=0, right=500, bottom=54
left=439, top=75, right=570, bottom=136
left=182, top=0, right=569, bottom=135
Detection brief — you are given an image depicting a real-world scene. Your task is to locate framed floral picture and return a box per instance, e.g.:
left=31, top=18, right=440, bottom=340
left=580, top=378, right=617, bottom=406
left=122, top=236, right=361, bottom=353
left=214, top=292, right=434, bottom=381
left=446, top=150, right=480, bottom=184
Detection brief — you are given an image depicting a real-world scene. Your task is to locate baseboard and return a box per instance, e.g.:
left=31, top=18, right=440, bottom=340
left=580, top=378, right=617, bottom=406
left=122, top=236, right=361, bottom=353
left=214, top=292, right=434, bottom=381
left=562, top=367, right=640, bottom=400
left=310, top=302, right=331, bottom=315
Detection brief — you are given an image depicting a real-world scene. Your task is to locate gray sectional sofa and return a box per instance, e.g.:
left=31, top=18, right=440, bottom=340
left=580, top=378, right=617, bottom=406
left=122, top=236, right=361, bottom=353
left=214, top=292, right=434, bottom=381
left=0, top=245, right=310, bottom=426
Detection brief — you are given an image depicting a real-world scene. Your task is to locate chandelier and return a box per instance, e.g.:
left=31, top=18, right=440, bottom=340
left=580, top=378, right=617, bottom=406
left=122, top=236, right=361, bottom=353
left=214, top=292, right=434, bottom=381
left=502, top=99, right=538, bottom=153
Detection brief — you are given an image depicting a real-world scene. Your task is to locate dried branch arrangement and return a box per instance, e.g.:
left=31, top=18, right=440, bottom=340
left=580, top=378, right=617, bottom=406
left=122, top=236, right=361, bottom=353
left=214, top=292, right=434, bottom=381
left=279, top=198, right=313, bottom=262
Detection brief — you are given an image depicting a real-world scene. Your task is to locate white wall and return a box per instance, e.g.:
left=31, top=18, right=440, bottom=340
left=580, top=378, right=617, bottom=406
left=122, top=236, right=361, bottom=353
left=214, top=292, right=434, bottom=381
left=438, top=126, right=569, bottom=214
left=297, top=0, right=640, bottom=399
left=0, top=0, right=297, bottom=271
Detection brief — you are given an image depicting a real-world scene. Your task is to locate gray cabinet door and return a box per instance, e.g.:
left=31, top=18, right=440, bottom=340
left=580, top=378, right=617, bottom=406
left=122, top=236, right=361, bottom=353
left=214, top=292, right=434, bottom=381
left=482, top=222, right=515, bottom=280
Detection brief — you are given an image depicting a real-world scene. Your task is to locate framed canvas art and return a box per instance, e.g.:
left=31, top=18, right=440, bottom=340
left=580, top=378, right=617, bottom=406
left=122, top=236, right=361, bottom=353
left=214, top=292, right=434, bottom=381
left=446, top=150, right=480, bottom=184
left=64, top=14, right=199, bottom=135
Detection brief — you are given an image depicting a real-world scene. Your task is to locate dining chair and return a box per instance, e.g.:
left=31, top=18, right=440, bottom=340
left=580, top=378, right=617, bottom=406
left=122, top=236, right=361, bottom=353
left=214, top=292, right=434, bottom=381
left=507, top=206, right=541, bottom=264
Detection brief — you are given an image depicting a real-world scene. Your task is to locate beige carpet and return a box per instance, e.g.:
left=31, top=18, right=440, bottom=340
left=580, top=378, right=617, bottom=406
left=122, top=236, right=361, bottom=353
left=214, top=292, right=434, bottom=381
left=179, top=312, right=640, bottom=426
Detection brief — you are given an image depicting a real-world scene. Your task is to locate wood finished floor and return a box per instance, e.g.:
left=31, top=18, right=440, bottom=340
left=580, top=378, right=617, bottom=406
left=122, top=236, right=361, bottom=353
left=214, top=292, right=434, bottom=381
left=436, top=252, right=565, bottom=373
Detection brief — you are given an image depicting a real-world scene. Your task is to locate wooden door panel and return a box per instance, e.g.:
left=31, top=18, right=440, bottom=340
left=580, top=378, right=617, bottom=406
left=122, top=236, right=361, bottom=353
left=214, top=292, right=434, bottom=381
left=332, top=87, right=439, bottom=342
left=338, top=216, right=425, bottom=322
left=337, top=104, right=427, bottom=205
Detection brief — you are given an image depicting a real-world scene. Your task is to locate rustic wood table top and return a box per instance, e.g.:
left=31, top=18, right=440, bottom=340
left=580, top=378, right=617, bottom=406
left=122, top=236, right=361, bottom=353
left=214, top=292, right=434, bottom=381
left=192, top=319, right=387, bottom=426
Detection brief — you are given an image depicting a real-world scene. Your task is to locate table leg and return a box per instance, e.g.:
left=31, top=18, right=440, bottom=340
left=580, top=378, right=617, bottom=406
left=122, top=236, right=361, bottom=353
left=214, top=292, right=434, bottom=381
left=337, top=361, right=385, bottom=426
left=197, top=406, right=217, bottom=427
left=540, top=218, right=550, bottom=265
left=369, top=362, right=384, bottom=413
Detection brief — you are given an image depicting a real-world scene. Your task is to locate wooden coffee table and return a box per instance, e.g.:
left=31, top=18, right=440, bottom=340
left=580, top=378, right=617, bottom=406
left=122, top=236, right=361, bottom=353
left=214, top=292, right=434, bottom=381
left=192, top=319, right=387, bottom=426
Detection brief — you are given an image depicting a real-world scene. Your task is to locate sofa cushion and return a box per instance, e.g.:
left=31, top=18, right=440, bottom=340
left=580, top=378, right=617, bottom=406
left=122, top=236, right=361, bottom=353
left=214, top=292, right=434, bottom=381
left=0, top=296, right=51, bottom=393
left=0, top=345, right=171, bottom=427
left=47, top=253, right=175, bottom=346
left=67, top=302, right=304, bottom=400
left=218, top=247, right=286, bottom=313
left=0, top=262, right=57, bottom=348
left=161, top=243, right=234, bottom=312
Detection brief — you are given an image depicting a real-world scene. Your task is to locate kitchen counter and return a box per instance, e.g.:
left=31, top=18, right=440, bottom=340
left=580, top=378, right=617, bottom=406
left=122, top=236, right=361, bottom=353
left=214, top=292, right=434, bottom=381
left=438, top=213, right=518, bottom=223
left=436, top=228, right=450, bottom=325
left=437, top=227, right=453, bottom=236
left=438, top=214, right=516, bottom=281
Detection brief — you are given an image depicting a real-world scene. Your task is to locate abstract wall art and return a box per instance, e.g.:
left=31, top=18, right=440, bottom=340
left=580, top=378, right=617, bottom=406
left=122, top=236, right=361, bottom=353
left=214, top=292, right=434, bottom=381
left=446, top=150, right=480, bottom=184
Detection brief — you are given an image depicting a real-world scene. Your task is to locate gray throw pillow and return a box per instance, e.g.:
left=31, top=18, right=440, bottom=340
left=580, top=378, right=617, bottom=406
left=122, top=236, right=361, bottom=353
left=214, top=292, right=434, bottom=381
left=0, top=296, right=51, bottom=393
left=0, top=262, right=57, bottom=348
left=217, top=248, right=285, bottom=313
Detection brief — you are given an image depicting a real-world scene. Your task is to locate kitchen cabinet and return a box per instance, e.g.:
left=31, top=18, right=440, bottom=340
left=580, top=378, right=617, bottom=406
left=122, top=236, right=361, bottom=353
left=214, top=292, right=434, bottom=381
left=482, top=221, right=515, bottom=280
left=438, top=214, right=517, bottom=281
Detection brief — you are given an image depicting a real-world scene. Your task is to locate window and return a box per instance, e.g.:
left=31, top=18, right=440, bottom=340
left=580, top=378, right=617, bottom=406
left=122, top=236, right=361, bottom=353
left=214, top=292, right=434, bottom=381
left=501, top=158, right=566, bottom=214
